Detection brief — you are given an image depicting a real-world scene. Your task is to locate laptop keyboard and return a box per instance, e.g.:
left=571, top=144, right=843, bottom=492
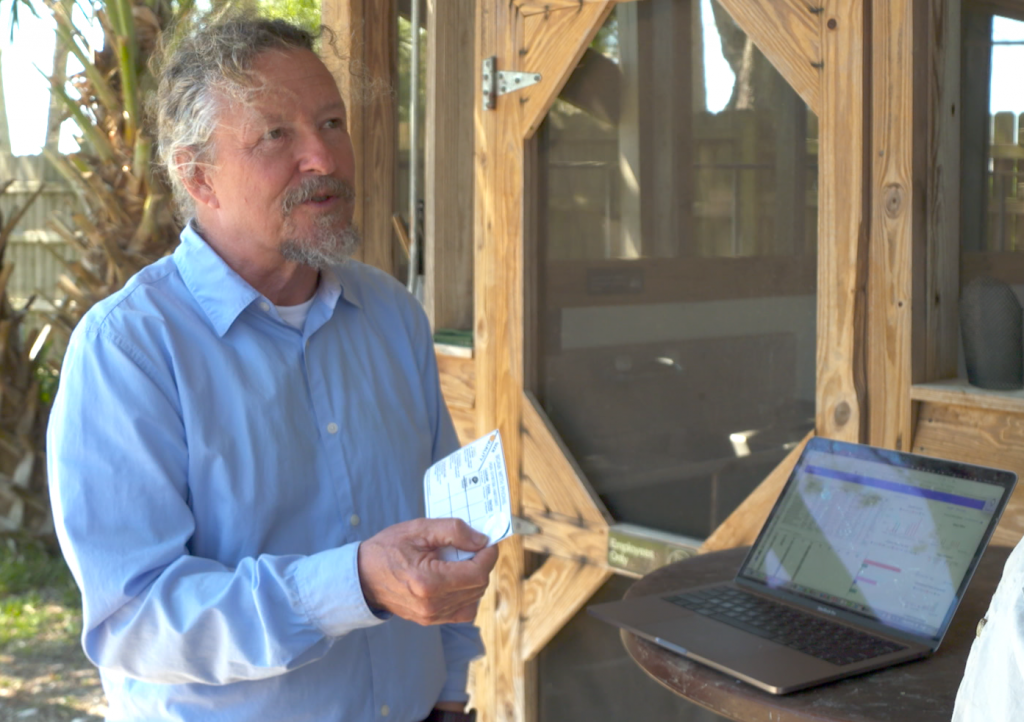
left=663, top=586, right=907, bottom=666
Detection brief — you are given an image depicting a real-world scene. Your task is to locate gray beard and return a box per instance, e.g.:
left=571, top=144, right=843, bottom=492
left=280, top=214, right=362, bottom=269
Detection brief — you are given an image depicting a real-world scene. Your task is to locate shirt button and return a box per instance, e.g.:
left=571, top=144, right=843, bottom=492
left=259, top=301, right=270, bottom=312
left=380, top=704, right=389, bottom=717
left=977, top=617, right=988, bottom=637
left=327, top=422, right=339, bottom=434
left=350, top=514, right=361, bottom=527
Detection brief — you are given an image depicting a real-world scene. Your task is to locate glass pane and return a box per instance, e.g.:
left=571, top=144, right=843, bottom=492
left=531, top=0, right=818, bottom=541
left=959, top=6, right=1024, bottom=384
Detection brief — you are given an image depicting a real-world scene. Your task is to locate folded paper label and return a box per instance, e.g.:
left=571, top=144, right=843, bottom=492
left=424, top=429, right=514, bottom=561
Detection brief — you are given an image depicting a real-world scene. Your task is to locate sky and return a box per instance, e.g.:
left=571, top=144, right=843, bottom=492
left=1, top=2, right=1023, bottom=156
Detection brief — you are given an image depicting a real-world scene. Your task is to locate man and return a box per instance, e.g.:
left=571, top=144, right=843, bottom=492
left=47, top=16, right=497, bottom=722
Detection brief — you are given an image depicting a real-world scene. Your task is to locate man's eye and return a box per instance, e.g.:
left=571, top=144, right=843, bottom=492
left=265, top=128, right=284, bottom=140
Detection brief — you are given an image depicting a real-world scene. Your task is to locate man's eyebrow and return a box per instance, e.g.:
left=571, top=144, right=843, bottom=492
left=319, top=102, right=347, bottom=116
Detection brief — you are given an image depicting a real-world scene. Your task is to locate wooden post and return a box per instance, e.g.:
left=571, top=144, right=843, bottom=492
left=817, top=0, right=869, bottom=442
left=425, top=0, right=475, bottom=331
left=866, top=0, right=926, bottom=451
left=321, top=0, right=398, bottom=276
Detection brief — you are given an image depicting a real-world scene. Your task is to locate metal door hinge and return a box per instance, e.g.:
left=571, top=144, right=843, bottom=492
left=482, top=56, right=542, bottom=111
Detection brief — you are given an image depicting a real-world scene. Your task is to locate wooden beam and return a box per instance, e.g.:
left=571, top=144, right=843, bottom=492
left=519, top=507, right=609, bottom=567
left=913, top=402, right=1024, bottom=548
left=866, top=0, right=926, bottom=451
left=425, top=0, right=475, bottom=331
left=715, top=0, right=822, bottom=115
left=473, top=0, right=527, bottom=717
left=515, top=2, right=616, bottom=138
left=521, top=391, right=611, bottom=526
left=700, top=432, right=812, bottom=553
left=816, top=0, right=869, bottom=443
left=321, top=0, right=397, bottom=276
left=521, top=556, right=611, bottom=661
left=925, top=0, right=961, bottom=385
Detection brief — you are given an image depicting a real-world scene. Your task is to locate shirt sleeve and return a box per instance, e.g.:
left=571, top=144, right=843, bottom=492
left=412, top=306, right=486, bottom=702
left=47, top=324, right=386, bottom=687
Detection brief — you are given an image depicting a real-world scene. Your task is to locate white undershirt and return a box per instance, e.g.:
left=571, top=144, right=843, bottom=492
left=275, top=295, right=317, bottom=331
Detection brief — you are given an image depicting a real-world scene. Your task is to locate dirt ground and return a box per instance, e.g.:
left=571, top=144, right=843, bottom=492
left=0, top=630, right=106, bottom=722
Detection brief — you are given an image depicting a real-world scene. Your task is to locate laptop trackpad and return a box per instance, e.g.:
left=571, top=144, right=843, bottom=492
left=647, top=615, right=827, bottom=687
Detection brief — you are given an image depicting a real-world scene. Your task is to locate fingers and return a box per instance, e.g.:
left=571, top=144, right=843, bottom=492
left=421, top=517, right=489, bottom=552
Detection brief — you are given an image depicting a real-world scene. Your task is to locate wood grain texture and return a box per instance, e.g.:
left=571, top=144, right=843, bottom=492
left=519, top=506, right=610, bottom=567
left=925, top=0, right=961, bottom=384
left=910, top=379, right=1024, bottom=416
left=913, top=402, right=1024, bottom=548
left=521, top=391, right=611, bottom=526
left=716, top=0, right=822, bottom=115
left=448, top=405, right=477, bottom=446
left=474, top=0, right=529, bottom=716
left=515, top=2, right=615, bottom=138
left=521, top=556, right=611, bottom=661
left=514, top=0, right=627, bottom=17
left=700, top=432, right=813, bottom=553
left=425, top=0, right=475, bottom=331
left=437, top=352, right=475, bottom=409
left=817, top=0, right=868, bottom=443
left=866, top=0, right=926, bottom=452
left=321, top=0, right=397, bottom=276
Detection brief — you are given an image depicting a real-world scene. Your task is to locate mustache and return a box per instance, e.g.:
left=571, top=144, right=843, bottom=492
left=281, top=177, right=356, bottom=216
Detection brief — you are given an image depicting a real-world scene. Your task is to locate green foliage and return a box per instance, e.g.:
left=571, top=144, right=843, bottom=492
left=258, top=0, right=320, bottom=34
left=0, top=540, right=81, bottom=648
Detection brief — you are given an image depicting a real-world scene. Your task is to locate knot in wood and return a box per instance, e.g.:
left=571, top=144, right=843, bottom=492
left=834, top=401, right=851, bottom=427
left=884, top=184, right=904, bottom=218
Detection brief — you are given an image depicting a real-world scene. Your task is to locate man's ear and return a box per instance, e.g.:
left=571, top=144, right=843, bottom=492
left=177, top=151, right=219, bottom=210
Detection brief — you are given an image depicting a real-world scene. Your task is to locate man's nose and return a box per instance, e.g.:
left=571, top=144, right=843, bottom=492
left=297, top=131, right=337, bottom=175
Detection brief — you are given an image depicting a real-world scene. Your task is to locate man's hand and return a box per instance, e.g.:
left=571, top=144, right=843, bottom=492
left=357, top=518, right=499, bottom=625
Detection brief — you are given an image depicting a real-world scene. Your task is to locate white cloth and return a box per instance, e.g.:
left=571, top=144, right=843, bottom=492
left=275, top=294, right=316, bottom=330
left=953, top=539, right=1024, bottom=721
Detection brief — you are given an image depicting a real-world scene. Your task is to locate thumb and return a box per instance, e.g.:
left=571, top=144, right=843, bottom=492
left=426, top=518, right=489, bottom=551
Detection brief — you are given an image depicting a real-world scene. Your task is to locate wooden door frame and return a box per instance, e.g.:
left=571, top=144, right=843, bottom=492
left=472, top=1, right=876, bottom=720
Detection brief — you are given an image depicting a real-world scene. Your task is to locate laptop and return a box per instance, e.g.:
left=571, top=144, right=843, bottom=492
left=588, top=437, right=1017, bottom=694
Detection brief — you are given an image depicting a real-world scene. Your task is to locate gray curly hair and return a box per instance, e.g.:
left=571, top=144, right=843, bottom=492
left=153, top=17, right=323, bottom=221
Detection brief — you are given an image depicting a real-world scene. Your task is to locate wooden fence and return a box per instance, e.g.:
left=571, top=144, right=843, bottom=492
left=0, top=153, right=79, bottom=309
left=975, top=111, right=1024, bottom=253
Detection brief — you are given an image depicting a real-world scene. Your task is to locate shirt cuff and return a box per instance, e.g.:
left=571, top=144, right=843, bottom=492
left=290, top=542, right=387, bottom=638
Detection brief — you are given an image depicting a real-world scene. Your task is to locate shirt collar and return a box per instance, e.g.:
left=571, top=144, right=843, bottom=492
left=173, top=223, right=362, bottom=337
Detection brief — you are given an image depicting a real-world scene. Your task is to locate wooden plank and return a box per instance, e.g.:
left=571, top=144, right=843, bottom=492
left=425, top=0, right=475, bottom=332
left=474, top=0, right=527, bottom=717
left=521, top=391, right=611, bottom=526
left=515, top=2, right=616, bottom=139
left=913, top=402, right=1024, bottom=547
left=925, top=0, right=961, bottom=385
left=816, top=0, right=868, bottom=443
left=866, top=0, right=926, bottom=452
left=519, top=507, right=609, bottom=567
left=715, top=0, right=822, bottom=115
left=437, top=353, right=475, bottom=409
left=448, top=405, right=477, bottom=446
left=521, top=556, right=611, bottom=661
left=514, top=0, right=625, bottom=16
left=321, top=0, right=397, bottom=276
left=911, top=379, right=1024, bottom=416
left=700, top=432, right=813, bottom=553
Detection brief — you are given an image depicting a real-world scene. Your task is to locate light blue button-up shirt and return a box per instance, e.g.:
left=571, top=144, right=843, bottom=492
left=47, top=224, right=481, bottom=722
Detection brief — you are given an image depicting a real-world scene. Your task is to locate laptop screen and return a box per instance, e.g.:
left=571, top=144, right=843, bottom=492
left=738, top=438, right=1013, bottom=640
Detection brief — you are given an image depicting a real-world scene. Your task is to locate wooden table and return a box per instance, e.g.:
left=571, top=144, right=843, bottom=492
left=621, top=545, right=1011, bottom=722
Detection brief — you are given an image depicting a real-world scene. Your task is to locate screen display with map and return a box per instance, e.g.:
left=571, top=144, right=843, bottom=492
left=740, top=441, right=1009, bottom=638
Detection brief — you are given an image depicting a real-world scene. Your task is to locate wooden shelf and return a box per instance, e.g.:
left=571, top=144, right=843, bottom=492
left=910, top=378, right=1024, bottom=415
